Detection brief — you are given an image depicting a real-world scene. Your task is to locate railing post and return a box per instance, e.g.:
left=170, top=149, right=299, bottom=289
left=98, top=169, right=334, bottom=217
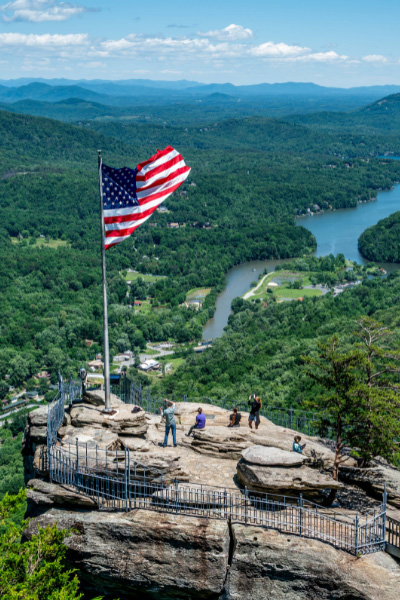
left=75, top=438, right=79, bottom=488
left=244, top=486, right=248, bottom=525
left=289, top=408, right=294, bottom=430
left=382, top=481, right=387, bottom=550
left=299, top=493, right=303, bottom=537
left=124, top=446, right=128, bottom=512
left=355, top=513, right=359, bottom=555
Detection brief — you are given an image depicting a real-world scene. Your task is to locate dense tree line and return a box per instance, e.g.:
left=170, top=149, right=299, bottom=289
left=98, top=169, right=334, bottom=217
left=358, top=210, right=400, bottom=262
left=155, top=270, right=400, bottom=408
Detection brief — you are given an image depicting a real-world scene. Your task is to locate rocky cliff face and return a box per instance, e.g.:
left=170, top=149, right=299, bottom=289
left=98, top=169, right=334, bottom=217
left=24, top=505, right=400, bottom=600
left=22, top=400, right=400, bottom=600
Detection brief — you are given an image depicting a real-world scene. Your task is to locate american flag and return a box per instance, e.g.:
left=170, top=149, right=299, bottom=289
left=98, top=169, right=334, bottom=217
left=102, top=146, right=191, bottom=249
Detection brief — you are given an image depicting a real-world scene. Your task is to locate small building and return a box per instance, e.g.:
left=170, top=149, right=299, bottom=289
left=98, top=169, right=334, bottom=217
left=139, top=359, right=160, bottom=371
left=134, top=300, right=142, bottom=306
left=88, top=359, right=104, bottom=372
left=157, top=206, right=168, bottom=213
left=168, top=222, right=179, bottom=228
left=85, top=339, right=95, bottom=347
left=36, top=371, right=51, bottom=379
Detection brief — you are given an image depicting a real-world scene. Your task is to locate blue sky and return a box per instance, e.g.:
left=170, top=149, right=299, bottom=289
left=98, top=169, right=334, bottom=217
left=0, top=0, right=399, bottom=86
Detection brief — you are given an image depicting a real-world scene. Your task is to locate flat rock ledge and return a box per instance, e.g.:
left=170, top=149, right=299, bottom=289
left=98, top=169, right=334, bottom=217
left=242, top=445, right=307, bottom=467
left=70, top=403, right=148, bottom=436
left=237, top=460, right=343, bottom=496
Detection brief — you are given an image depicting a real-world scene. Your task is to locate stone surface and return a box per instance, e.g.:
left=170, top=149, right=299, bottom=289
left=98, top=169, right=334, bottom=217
left=28, top=406, right=48, bottom=427
left=83, top=389, right=123, bottom=408
left=237, top=460, right=342, bottom=494
left=182, top=426, right=251, bottom=460
left=70, top=403, right=148, bottom=436
left=181, top=419, right=339, bottom=467
left=242, top=445, right=307, bottom=467
left=339, top=464, right=400, bottom=509
left=24, top=508, right=230, bottom=600
left=224, top=525, right=400, bottom=600
left=27, top=479, right=98, bottom=509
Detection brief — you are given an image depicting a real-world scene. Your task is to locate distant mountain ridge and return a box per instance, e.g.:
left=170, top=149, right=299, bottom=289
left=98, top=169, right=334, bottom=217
left=1, top=78, right=400, bottom=102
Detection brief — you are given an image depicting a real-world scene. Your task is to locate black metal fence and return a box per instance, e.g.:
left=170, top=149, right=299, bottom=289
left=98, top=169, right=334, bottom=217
left=45, top=381, right=388, bottom=555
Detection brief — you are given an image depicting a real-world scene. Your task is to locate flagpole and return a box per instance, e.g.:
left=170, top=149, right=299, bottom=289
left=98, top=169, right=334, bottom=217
left=98, top=150, right=111, bottom=412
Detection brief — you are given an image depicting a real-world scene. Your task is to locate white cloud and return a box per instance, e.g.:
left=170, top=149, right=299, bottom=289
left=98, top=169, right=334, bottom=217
left=298, top=51, right=348, bottom=62
left=362, top=54, right=388, bottom=63
left=197, top=24, right=253, bottom=41
left=250, top=41, right=310, bottom=57
left=0, top=0, right=96, bottom=23
left=0, top=32, right=89, bottom=46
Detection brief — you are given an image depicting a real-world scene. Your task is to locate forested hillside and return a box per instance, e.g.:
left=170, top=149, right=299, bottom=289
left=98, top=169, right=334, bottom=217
left=359, top=210, right=400, bottom=262
left=1, top=103, right=400, bottom=393
left=157, top=268, right=400, bottom=405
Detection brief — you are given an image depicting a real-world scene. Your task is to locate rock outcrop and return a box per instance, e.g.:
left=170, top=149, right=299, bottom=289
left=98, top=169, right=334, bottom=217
left=237, top=444, right=342, bottom=498
left=24, top=508, right=231, bottom=600
left=224, top=525, right=400, bottom=600
left=23, top=507, right=400, bottom=600
left=70, top=403, right=148, bottom=436
left=339, top=464, right=400, bottom=509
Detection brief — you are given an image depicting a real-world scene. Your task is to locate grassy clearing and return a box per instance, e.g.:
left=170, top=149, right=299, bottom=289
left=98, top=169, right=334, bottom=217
left=245, top=270, right=322, bottom=302
left=186, top=287, right=212, bottom=300
left=275, top=287, right=322, bottom=300
left=124, top=271, right=165, bottom=283
left=132, top=300, right=153, bottom=315
left=11, top=237, right=68, bottom=248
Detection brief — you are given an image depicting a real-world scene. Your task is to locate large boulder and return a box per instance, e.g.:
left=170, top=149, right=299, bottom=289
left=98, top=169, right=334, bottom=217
left=24, top=508, right=230, bottom=600
left=83, top=389, right=123, bottom=408
left=27, top=479, right=97, bottom=514
left=237, top=460, right=342, bottom=496
left=70, top=403, right=148, bottom=436
left=182, top=426, right=251, bottom=460
left=339, top=464, right=400, bottom=509
left=242, top=445, right=307, bottom=467
left=224, top=524, right=400, bottom=600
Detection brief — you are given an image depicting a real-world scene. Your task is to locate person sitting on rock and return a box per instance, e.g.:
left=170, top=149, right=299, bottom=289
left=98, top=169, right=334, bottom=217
left=248, top=394, right=262, bottom=430
left=160, top=399, right=177, bottom=447
left=293, top=435, right=306, bottom=454
left=185, top=407, right=206, bottom=437
left=228, top=407, right=241, bottom=427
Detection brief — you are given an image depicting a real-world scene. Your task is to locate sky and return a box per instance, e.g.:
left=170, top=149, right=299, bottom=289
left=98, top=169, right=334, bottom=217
left=0, top=0, right=399, bottom=87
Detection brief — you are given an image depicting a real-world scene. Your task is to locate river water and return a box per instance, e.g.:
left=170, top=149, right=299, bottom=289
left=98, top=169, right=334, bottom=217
left=202, top=184, right=400, bottom=340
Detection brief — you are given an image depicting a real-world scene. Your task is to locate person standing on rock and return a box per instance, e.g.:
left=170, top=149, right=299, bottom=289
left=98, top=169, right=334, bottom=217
left=248, top=394, right=262, bottom=430
left=160, top=399, right=177, bottom=447
left=185, top=407, right=206, bottom=437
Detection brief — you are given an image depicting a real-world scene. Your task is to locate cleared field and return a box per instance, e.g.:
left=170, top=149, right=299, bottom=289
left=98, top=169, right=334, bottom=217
left=245, top=270, right=321, bottom=302
left=11, top=237, right=68, bottom=248
left=124, top=272, right=165, bottom=283
left=186, top=287, right=212, bottom=300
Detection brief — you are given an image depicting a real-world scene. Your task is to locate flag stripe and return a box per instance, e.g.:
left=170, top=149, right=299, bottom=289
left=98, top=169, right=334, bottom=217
left=104, top=173, right=189, bottom=225
left=102, top=147, right=190, bottom=249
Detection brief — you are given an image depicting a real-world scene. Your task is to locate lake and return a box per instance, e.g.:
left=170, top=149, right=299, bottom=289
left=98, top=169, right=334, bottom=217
left=202, top=184, right=400, bottom=340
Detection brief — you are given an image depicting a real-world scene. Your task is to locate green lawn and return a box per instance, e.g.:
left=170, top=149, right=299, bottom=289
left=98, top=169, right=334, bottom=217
left=124, top=271, right=165, bottom=283
left=275, top=287, right=322, bottom=300
left=11, top=237, right=68, bottom=248
left=186, top=287, right=212, bottom=300
left=245, top=270, right=322, bottom=302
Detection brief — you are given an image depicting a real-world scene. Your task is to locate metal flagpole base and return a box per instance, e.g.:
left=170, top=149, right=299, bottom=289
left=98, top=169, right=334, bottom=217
left=101, top=409, right=117, bottom=416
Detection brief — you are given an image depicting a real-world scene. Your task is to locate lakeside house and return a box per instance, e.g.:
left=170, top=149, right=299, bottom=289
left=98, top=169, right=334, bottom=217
left=139, top=359, right=160, bottom=372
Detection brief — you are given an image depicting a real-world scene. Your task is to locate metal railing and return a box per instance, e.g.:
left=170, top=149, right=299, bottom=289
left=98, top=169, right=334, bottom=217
left=121, top=380, right=324, bottom=437
left=387, top=516, right=400, bottom=550
left=45, top=379, right=389, bottom=556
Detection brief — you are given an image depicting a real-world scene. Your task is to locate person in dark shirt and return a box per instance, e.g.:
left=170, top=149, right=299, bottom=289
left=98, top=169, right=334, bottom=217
left=185, top=407, right=206, bottom=437
left=228, top=406, right=241, bottom=427
left=248, top=394, right=262, bottom=430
